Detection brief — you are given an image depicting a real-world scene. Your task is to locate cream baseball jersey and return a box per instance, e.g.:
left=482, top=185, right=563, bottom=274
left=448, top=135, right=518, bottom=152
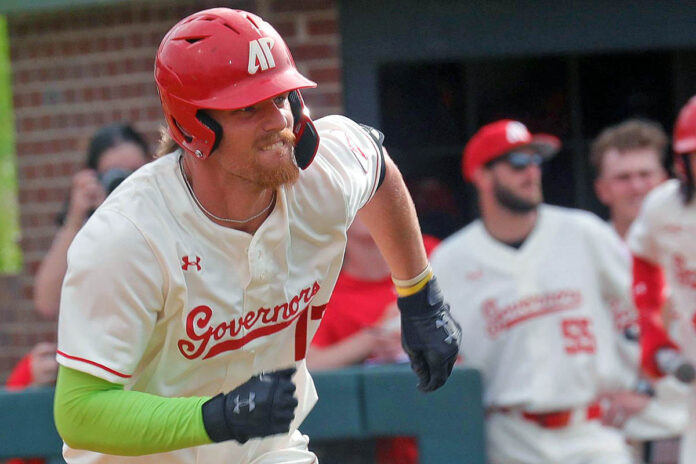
left=628, top=179, right=696, bottom=363
left=56, top=115, right=384, bottom=463
left=607, top=223, right=690, bottom=441
left=604, top=226, right=643, bottom=389
left=430, top=205, right=633, bottom=411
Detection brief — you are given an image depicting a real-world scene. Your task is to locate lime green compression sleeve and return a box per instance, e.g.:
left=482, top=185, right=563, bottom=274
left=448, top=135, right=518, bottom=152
left=53, top=365, right=213, bottom=456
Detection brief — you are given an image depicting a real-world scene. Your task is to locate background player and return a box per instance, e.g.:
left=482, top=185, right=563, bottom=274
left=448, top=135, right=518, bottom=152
left=628, top=96, right=696, bottom=463
left=591, top=119, right=688, bottom=462
left=53, top=8, right=461, bottom=464
left=592, top=119, right=668, bottom=240
left=4, top=123, right=150, bottom=464
left=431, top=119, right=634, bottom=463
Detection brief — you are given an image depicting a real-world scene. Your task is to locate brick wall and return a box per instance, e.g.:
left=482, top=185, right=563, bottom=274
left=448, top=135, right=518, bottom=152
left=0, top=0, right=342, bottom=381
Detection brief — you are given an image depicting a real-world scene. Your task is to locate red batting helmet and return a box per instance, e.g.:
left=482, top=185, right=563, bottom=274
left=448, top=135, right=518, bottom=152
left=462, top=119, right=560, bottom=181
left=155, top=8, right=317, bottom=162
left=674, top=96, right=696, bottom=155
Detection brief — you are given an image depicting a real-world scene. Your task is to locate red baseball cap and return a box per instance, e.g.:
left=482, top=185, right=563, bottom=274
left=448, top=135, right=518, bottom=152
left=462, top=119, right=561, bottom=181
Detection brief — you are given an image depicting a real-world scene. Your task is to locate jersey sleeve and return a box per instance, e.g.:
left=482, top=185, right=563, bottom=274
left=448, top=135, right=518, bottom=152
left=312, top=115, right=386, bottom=220
left=582, top=213, right=633, bottom=304
left=57, top=209, right=165, bottom=384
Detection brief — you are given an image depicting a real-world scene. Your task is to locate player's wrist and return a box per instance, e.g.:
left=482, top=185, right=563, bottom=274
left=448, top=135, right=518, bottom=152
left=201, top=368, right=298, bottom=445
left=392, top=263, right=433, bottom=297
left=201, top=394, right=229, bottom=443
left=396, top=276, right=444, bottom=317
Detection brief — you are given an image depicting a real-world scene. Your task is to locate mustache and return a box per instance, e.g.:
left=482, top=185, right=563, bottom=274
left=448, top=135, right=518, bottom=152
left=259, top=129, right=296, bottom=148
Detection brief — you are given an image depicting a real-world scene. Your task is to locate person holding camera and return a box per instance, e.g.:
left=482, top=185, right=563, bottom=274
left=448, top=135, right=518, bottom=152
left=33, top=123, right=150, bottom=318
left=4, top=123, right=150, bottom=464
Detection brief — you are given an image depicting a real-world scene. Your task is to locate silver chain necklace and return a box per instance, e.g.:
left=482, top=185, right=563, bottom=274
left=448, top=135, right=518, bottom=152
left=178, top=155, right=276, bottom=224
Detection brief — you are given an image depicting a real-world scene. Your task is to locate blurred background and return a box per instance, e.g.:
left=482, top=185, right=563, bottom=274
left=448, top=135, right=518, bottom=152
left=0, top=0, right=696, bottom=382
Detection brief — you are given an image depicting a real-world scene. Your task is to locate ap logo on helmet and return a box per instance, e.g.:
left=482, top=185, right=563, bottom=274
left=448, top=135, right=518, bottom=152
left=248, top=38, right=276, bottom=74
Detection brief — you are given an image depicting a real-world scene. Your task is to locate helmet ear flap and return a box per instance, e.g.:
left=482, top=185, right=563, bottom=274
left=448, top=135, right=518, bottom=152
left=289, top=90, right=319, bottom=170
left=196, top=111, right=223, bottom=157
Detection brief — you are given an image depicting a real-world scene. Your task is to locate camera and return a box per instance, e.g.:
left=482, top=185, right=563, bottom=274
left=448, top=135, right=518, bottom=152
left=85, top=168, right=133, bottom=218
left=98, top=168, right=133, bottom=195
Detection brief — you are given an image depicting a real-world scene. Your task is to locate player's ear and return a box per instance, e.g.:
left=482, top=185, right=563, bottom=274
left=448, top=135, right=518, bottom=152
left=471, top=166, right=490, bottom=190
left=594, top=177, right=610, bottom=206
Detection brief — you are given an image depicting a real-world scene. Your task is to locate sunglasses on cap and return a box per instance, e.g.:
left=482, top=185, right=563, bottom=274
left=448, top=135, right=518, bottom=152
left=488, top=151, right=545, bottom=170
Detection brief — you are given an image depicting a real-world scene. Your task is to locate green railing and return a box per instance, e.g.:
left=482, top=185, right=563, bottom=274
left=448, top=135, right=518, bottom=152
left=0, top=365, right=485, bottom=463
left=0, top=386, right=64, bottom=463
left=0, top=14, right=21, bottom=274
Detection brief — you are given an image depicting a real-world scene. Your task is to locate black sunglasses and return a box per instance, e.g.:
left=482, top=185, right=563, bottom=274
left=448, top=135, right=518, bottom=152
left=500, top=151, right=544, bottom=170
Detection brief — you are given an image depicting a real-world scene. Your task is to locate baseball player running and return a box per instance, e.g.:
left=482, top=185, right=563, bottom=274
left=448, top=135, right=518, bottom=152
left=430, top=119, right=634, bottom=464
left=52, top=8, right=461, bottom=464
left=628, top=96, right=696, bottom=463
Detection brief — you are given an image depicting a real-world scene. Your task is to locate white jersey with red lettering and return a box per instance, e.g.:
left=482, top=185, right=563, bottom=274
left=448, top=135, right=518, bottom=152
left=56, top=115, right=384, bottom=464
left=431, top=205, right=632, bottom=464
left=628, top=179, right=696, bottom=363
left=627, top=179, right=696, bottom=462
left=604, top=221, right=690, bottom=442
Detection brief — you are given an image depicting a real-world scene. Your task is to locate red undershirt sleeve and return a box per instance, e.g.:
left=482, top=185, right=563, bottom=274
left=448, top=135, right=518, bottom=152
left=632, top=254, right=678, bottom=377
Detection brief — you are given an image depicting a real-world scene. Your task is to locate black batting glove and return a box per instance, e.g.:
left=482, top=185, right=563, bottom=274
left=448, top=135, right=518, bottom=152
left=398, top=277, right=462, bottom=392
left=202, top=367, right=298, bottom=444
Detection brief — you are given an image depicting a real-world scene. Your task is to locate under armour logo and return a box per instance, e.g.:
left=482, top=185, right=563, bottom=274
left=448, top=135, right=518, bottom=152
left=233, top=393, right=256, bottom=414
left=506, top=121, right=529, bottom=144
left=248, top=38, right=275, bottom=74
left=181, top=256, right=201, bottom=271
left=436, top=315, right=459, bottom=344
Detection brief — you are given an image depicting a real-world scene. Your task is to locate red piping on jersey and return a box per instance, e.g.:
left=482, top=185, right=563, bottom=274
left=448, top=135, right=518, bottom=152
left=57, top=350, right=132, bottom=378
